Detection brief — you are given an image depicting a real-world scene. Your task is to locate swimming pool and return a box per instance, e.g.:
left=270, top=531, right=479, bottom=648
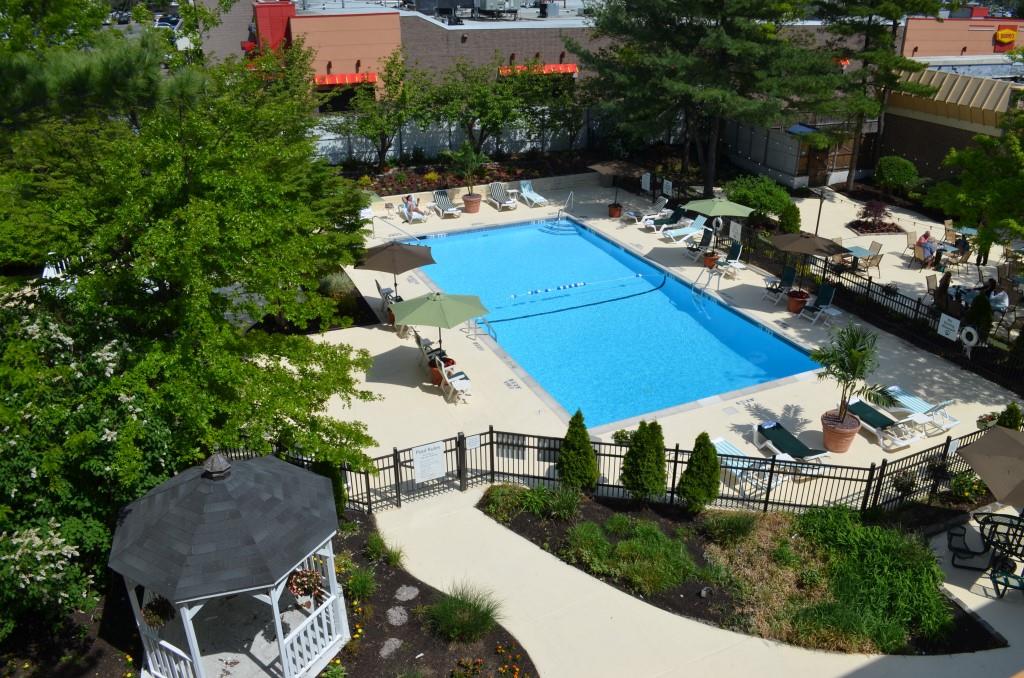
left=417, top=219, right=818, bottom=426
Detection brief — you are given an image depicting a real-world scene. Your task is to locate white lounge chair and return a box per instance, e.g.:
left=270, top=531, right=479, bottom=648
left=884, top=386, right=959, bottom=435
left=846, top=397, right=921, bottom=451
left=375, top=279, right=395, bottom=310
left=432, top=190, right=463, bottom=218
left=487, top=182, right=518, bottom=211
left=518, top=180, right=549, bottom=207
left=713, top=437, right=790, bottom=498
left=622, top=196, right=669, bottom=224
left=440, top=363, right=472, bottom=404
left=663, top=215, right=707, bottom=242
left=399, top=198, right=428, bottom=223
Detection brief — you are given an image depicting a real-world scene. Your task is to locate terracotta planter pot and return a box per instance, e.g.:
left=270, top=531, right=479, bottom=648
left=703, top=253, right=720, bottom=269
left=462, top=193, right=482, bottom=213
left=608, top=204, right=623, bottom=218
left=786, top=290, right=810, bottom=314
left=821, top=410, right=861, bottom=453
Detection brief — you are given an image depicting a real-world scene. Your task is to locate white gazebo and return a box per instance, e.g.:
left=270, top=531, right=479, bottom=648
left=108, top=453, right=350, bottom=678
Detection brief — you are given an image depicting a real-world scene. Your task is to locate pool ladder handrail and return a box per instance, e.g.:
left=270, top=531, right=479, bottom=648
left=466, top=317, right=498, bottom=342
left=556, top=191, right=574, bottom=222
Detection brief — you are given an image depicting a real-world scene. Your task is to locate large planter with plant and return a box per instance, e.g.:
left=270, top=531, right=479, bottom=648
left=703, top=251, right=720, bottom=269
left=810, top=324, right=895, bottom=453
left=462, top=193, right=482, bottom=213
left=608, top=187, right=623, bottom=218
left=786, top=289, right=810, bottom=314
left=444, top=142, right=487, bottom=215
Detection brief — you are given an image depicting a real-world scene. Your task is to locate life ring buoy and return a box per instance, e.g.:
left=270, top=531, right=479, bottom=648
left=960, top=326, right=980, bottom=347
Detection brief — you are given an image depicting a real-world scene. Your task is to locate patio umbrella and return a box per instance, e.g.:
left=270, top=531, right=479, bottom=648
left=681, top=197, right=755, bottom=219
left=958, top=426, right=1024, bottom=506
left=356, top=242, right=435, bottom=295
left=771, top=232, right=850, bottom=288
left=388, top=292, right=489, bottom=347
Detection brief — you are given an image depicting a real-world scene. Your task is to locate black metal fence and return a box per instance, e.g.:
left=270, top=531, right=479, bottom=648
left=324, top=425, right=986, bottom=516
left=712, top=230, right=1024, bottom=398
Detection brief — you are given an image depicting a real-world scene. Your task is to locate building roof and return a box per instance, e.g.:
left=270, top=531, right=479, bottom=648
left=888, top=69, right=1017, bottom=131
left=108, top=455, right=338, bottom=603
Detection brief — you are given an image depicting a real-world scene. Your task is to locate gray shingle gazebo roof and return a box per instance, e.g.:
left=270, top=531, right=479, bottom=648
left=108, top=454, right=338, bottom=603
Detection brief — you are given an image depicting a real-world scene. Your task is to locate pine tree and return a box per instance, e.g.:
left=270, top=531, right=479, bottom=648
left=620, top=420, right=667, bottom=502
left=557, top=410, right=600, bottom=493
left=677, top=432, right=720, bottom=514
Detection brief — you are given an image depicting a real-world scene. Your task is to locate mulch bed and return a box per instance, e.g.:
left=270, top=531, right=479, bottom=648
left=866, top=490, right=998, bottom=537
left=333, top=511, right=538, bottom=678
left=480, top=495, right=1006, bottom=656
left=491, top=496, right=739, bottom=628
left=846, top=219, right=904, bottom=235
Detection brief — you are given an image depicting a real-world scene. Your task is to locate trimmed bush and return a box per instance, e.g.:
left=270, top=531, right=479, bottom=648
left=702, top=511, right=758, bottom=546
left=620, top=420, right=667, bottom=502
left=724, top=175, right=796, bottom=229
left=961, top=293, right=994, bottom=341
left=997, top=401, right=1023, bottom=430
left=557, top=410, right=600, bottom=492
left=677, top=432, right=720, bottom=513
left=481, top=484, right=580, bottom=522
left=779, top=201, right=801, bottom=233
left=481, top=484, right=530, bottom=523
left=311, top=459, right=348, bottom=516
left=875, top=155, right=919, bottom=195
left=425, top=583, right=502, bottom=642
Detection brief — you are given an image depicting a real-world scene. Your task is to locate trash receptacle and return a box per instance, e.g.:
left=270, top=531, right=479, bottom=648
left=538, top=1, right=547, bottom=17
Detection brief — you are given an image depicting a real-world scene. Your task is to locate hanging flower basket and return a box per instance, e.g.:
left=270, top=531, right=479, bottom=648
left=287, top=568, right=323, bottom=599
left=142, top=595, right=176, bottom=629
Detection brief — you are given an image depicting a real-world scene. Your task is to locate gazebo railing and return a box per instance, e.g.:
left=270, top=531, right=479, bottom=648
left=283, top=593, right=339, bottom=677
left=141, top=634, right=196, bottom=678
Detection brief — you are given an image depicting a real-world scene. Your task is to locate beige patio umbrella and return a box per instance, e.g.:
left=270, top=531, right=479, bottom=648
left=958, top=426, right=1024, bottom=506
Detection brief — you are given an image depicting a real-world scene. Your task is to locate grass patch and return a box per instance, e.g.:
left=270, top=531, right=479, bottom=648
left=702, top=511, right=758, bottom=546
left=345, top=566, right=378, bottom=601
left=480, top=484, right=581, bottom=523
left=791, top=507, right=953, bottom=653
left=425, top=583, right=502, bottom=643
left=365, top=531, right=404, bottom=568
left=562, top=517, right=697, bottom=597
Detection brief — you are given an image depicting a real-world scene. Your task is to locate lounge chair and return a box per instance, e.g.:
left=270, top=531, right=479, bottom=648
left=487, top=182, right=518, bottom=211
left=439, top=362, right=472, bottom=404
left=846, top=397, right=921, bottom=451
left=713, top=437, right=790, bottom=498
left=399, top=199, right=428, bottom=224
left=798, top=284, right=838, bottom=325
left=413, top=328, right=445, bottom=366
left=884, top=385, right=959, bottom=434
left=622, top=196, right=669, bottom=224
left=683, top=227, right=714, bottom=261
left=754, top=421, right=830, bottom=462
left=720, top=242, right=746, bottom=277
left=642, top=207, right=686, bottom=232
left=762, top=266, right=796, bottom=305
left=518, top=180, right=549, bottom=207
left=432, top=190, right=462, bottom=218
left=375, top=279, right=395, bottom=311
left=664, top=215, right=707, bottom=242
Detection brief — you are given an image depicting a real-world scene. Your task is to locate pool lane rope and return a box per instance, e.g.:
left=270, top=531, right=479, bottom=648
left=487, top=274, right=667, bottom=325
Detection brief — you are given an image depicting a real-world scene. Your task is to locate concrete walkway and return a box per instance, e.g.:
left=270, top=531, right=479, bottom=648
left=376, top=488, right=1024, bottom=678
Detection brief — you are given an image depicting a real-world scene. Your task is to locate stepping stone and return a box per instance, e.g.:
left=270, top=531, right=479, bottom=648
left=379, top=637, right=402, bottom=659
left=394, top=585, right=419, bottom=602
left=386, top=606, right=408, bottom=627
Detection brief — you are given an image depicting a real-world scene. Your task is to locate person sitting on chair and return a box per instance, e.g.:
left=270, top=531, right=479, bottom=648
left=977, top=278, right=1010, bottom=313
left=917, top=231, right=937, bottom=267
left=403, top=195, right=426, bottom=218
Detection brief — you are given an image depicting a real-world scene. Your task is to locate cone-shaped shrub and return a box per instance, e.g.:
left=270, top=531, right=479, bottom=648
left=997, top=402, right=1023, bottom=430
left=677, top=432, right=719, bottom=513
left=557, top=410, right=599, bottom=492
left=620, top=420, right=667, bottom=502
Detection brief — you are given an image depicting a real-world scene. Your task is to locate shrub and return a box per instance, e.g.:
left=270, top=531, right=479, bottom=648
left=562, top=522, right=614, bottom=574
left=611, top=521, right=696, bottom=596
left=778, top=201, right=801, bottom=233
left=620, top=420, right=667, bottom=502
left=997, top=401, right=1023, bottom=429
left=318, top=272, right=356, bottom=301
left=961, top=293, right=994, bottom=341
left=611, top=428, right=635, bottom=446
left=425, top=583, right=502, bottom=642
left=345, top=566, right=377, bottom=601
left=365, top=532, right=404, bottom=568
left=677, top=433, right=720, bottom=513
left=793, top=507, right=952, bottom=652
left=545, top=487, right=582, bottom=521
left=892, top=471, right=916, bottom=497
left=724, top=175, right=794, bottom=228
left=310, top=459, right=348, bottom=516
left=950, top=471, right=987, bottom=502
left=481, top=484, right=580, bottom=522
left=875, top=156, right=919, bottom=195
left=603, top=513, right=635, bottom=537
left=857, top=200, right=892, bottom=229
left=481, top=484, right=529, bottom=523
left=556, top=410, right=600, bottom=492
left=701, top=512, right=757, bottom=546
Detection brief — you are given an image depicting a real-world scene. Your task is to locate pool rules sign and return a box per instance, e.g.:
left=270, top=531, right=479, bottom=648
left=412, top=441, right=446, bottom=484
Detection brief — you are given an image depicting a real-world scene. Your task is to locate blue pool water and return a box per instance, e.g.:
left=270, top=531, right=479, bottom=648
left=417, top=220, right=818, bottom=426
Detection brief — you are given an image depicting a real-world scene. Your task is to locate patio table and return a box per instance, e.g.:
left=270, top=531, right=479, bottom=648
left=956, top=226, right=979, bottom=237
left=843, top=245, right=872, bottom=271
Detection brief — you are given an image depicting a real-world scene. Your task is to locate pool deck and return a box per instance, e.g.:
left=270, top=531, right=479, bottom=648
left=322, top=176, right=1018, bottom=470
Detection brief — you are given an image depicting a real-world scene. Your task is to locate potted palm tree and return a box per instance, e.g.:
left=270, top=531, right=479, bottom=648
left=809, top=324, right=895, bottom=453
left=608, top=187, right=623, bottom=218
left=444, top=142, right=488, bottom=214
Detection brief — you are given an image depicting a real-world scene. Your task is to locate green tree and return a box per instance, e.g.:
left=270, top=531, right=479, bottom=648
left=997, top=402, right=1023, bottom=430
left=432, top=56, right=522, bottom=153
left=444, top=141, right=489, bottom=195
left=724, top=175, right=799, bottom=232
left=874, top=155, right=919, bottom=195
left=0, top=0, right=108, bottom=54
left=677, top=433, right=719, bottom=513
left=620, top=420, right=667, bottom=502
left=572, top=0, right=843, bottom=196
left=809, top=324, right=894, bottom=422
left=557, top=410, right=600, bottom=492
left=815, top=0, right=941, bottom=191
left=511, top=63, right=586, bottom=152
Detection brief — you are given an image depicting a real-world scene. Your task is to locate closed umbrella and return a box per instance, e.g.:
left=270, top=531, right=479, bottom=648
left=681, top=197, right=755, bottom=219
left=958, top=426, right=1024, bottom=506
left=389, top=292, right=488, bottom=347
left=356, top=242, right=435, bottom=295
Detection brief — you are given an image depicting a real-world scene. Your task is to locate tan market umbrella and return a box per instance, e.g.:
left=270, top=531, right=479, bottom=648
left=356, top=242, right=435, bottom=294
left=958, top=426, right=1024, bottom=506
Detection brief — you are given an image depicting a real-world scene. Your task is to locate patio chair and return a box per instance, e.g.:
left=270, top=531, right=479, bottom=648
left=518, top=180, right=549, bottom=207
left=622, top=196, right=669, bottom=224
left=943, top=223, right=958, bottom=245
left=683, top=227, right=714, bottom=261
left=642, top=206, right=686, bottom=232
left=846, top=397, right=921, bottom=451
left=375, top=279, right=396, bottom=310
left=858, top=252, right=883, bottom=277
left=902, top=231, right=916, bottom=259
left=399, top=197, right=428, bottom=224
left=911, top=245, right=929, bottom=269
left=884, top=385, right=960, bottom=434
left=920, top=274, right=938, bottom=307
left=432, top=190, right=463, bottom=218
left=664, top=215, right=707, bottom=242
left=720, top=241, right=746, bottom=278
left=413, top=328, right=445, bottom=366
left=798, top=284, right=838, bottom=325
left=945, top=247, right=972, bottom=274
left=439, top=363, right=472, bottom=404
left=762, top=266, right=797, bottom=305
left=713, top=437, right=790, bottom=498
left=487, top=182, right=518, bottom=211
left=754, top=421, right=830, bottom=462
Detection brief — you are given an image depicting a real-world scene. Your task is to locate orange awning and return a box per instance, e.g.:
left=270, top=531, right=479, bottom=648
left=498, top=63, right=579, bottom=76
left=314, top=73, right=378, bottom=87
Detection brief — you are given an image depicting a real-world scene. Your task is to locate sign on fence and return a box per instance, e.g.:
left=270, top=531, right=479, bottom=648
left=465, top=434, right=480, bottom=450
left=729, top=220, right=743, bottom=243
left=937, top=313, right=961, bottom=341
left=662, top=179, right=673, bottom=197
left=641, top=172, right=651, bottom=192
left=412, top=441, right=446, bottom=484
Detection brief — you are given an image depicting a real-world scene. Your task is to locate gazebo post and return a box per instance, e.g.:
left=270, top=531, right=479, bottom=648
left=322, top=543, right=350, bottom=642
left=270, top=579, right=293, bottom=678
left=178, top=602, right=208, bottom=678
